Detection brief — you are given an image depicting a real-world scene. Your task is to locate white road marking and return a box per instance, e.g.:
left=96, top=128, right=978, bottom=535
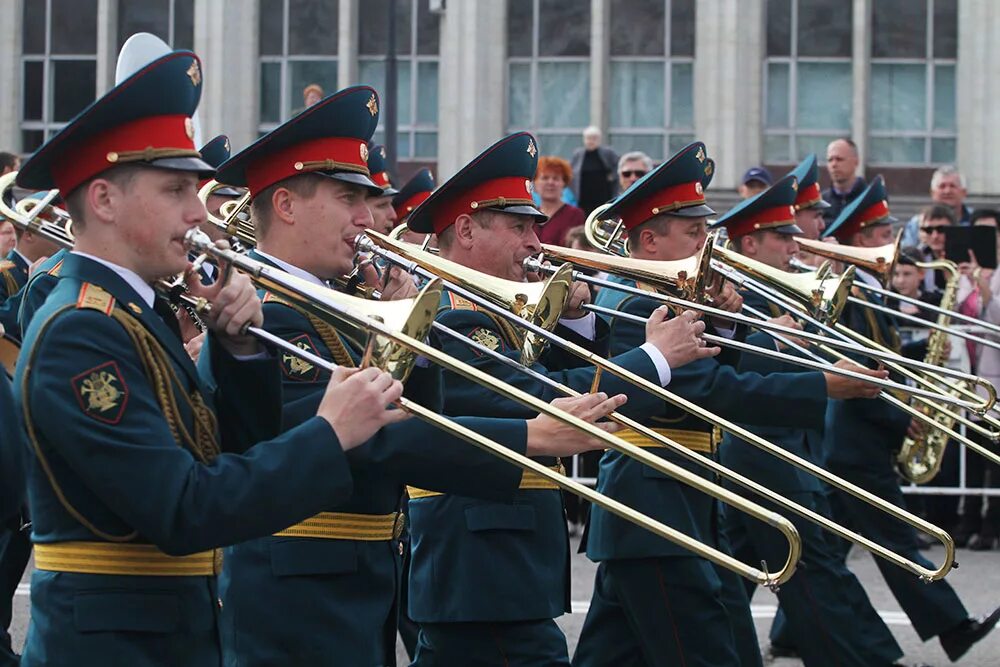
left=568, top=600, right=912, bottom=625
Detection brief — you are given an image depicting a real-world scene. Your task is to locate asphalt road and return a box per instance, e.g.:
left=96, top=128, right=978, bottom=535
left=10, top=541, right=999, bottom=666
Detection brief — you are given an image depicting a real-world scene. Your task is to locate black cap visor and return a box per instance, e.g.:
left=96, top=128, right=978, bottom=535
left=483, top=204, right=549, bottom=224
left=668, top=203, right=716, bottom=218
left=150, top=156, right=216, bottom=179
left=316, top=170, right=384, bottom=196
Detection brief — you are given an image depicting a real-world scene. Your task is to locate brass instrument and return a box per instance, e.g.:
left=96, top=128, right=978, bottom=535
left=354, top=230, right=957, bottom=581
left=198, top=179, right=254, bottom=246
left=795, top=235, right=901, bottom=287
left=183, top=228, right=803, bottom=587
left=897, top=260, right=964, bottom=482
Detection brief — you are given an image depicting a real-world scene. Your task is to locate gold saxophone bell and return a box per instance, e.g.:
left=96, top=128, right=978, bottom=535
left=362, top=230, right=574, bottom=366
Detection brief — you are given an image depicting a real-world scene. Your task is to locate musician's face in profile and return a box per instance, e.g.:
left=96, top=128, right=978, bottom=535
left=640, top=216, right=707, bottom=262
left=738, top=230, right=799, bottom=271
left=794, top=208, right=825, bottom=240
left=293, top=178, right=374, bottom=279
left=366, top=193, right=397, bottom=235
left=463, top=210, right=542, bottom=282
left=856, top=223, right=896, bottom=248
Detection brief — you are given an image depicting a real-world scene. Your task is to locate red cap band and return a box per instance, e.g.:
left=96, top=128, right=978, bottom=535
left=794, top=182, right=822, bottom=210
left=832, top=199, right=891, bottom=240
left=433, top=176, right=536, bottom=234
left=618, top=181, right=706, bottom=230
left=724, top=205, right=796, bottom=238
left=50, top=114, right=197, bottom=195
left=244, top=136, right=370, bottom=197
left=371, top=170, right=392, bottom=189
left=395, top=190, right=431, bottom=221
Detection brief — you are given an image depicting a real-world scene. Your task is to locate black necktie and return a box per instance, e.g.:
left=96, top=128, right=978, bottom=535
left=153, top=296, right=183, bottom=343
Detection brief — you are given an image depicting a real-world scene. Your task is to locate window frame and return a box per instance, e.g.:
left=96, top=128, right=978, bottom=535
left=20, top=0, right=99, bottom=153
left=115, top=0, right=192, bottom=51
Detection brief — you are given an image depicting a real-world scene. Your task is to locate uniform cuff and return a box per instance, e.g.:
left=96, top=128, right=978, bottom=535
left=639, top=342, right=672, bottom=386
left=559, top=312, right=596, bottom=340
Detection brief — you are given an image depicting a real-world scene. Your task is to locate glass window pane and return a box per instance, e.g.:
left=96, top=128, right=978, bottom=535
left=536, top=133, right=580, bottom=159
left=395, top=132, right=411, bottom=159
left=415, top=131, right=437, bottom=158
left=933, top=64, right=955, bottom=131
left=872, top=0, right=927, bottom=58
left=52, top=0, right=97, bottom=54
left=931, top=138, right=956, bottom=164
left=507, top=62, right=532, bottom=127
left=670, top=62, right=693, bottom=128
left=668, top=133, right=696, bottom=155
left=52, top=60, right=96, bottom=122
left=764, top=134, right=791, bottom=162
left=670, top=0, right=695, bottom=56
left=797, top=0, right=851, bottom=57
left=766, top=62, right=790, bottom=128
left=538, top=0, right=590, bottom=57
left=23, top=1, right=46, bottom=55
left=359, top=0, right=412, bottom=55
left=934, top=0, right=957, bottom=59
left=870, top=137, right=925, bottom=164
left=417, top=0, right=440, bottom=55
left=288, top=60, right=338, bottom=117
left=259, top=0, right=283, bottom=56
left=610, top=0, right=664, bottom=56
left=117, top=0, right=170, bottom=50
left=416, top=61, right=438, bottom=124
left=870, top=64, right=926, bottom=131
left=609, top=133, right=664, bottom=160
left=174, top=0, right=195, bottom=50
left=359, top=59, right=385, bottom=98
left=797, top=63, right=852, bottom=130
left=538, top=62, right=589, bottom=128
left=288, top=0, right=338, bottom=56
left=22, top=130, right=45, bottom=153
left=766, top=0, right=791, bottom=56
left=259, top=62, right=281, bottom=123
left=796, top=135, right=839, bottom=162
left=396, top=60, right=413, bottom=126
left=610, top=62, right=664, bottom=128
left=507, top=0, right=534, bottom=57
left=23, top=61, right=44, bottom=121
left=358, top=59, right=411, bottom=125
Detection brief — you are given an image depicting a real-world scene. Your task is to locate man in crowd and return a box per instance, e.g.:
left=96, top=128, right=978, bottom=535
left=570, top=126, right=619, bottom=214
left=617, top=151, right=653, bottom=194
left=823, top=138, right=866, bottom=224
left=902, top=165, right=974, bottom=246
left=365, top=143, right=399, bottom=234
left=737, top=166, right=772, bottom=199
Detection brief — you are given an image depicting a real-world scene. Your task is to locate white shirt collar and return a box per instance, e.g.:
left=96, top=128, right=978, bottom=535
left=12, top=249, right=31, bottom=268
left=70, top=251, right=157, bottom=307
left=855, top=267, right=882, bottom=288
left=253, top=250, right=327, bottom=288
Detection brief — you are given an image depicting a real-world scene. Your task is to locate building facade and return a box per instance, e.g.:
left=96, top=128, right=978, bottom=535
left=1, top=0, right=999, bottom=195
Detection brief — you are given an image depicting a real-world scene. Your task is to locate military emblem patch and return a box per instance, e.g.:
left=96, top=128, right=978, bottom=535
left=360, top=143, right=370, bottom=162
left=186, top=60, right=202, bottom=87
left=72, top=361, right=129, bottom=424
left=367, top=94, right=379, bottom=117
left=469, top=327, right=503, bottom=353
left=280, top=334, right=321, bottom=382
left=526, top=139, right=537, bottom=158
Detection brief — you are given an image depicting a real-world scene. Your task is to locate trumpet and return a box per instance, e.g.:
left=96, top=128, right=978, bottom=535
left=353, top=230, right=957, bottom=581
left=183, top=227, right=804, bottom=587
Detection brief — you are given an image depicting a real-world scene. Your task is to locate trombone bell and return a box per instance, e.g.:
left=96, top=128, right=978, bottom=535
left=795, top=231, right=901, bottom=287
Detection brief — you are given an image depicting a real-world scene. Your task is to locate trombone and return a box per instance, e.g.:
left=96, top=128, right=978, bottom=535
left=182, top=227, right=804, bottom=588
left=353, top=230, right=957, bottom=581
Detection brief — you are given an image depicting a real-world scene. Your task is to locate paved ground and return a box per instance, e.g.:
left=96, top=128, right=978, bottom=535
left=10, top=541, right=999, bottom=665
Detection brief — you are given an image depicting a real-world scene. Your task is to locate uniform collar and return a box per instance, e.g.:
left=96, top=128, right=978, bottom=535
left=71, top=251, right=156, bottom=307
left=251, top=249, right=328, bottom=288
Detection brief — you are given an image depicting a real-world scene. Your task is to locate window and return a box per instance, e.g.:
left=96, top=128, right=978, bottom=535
left=607, top=0, right=695, bottom=161
left=116, top=0, right=194, bottom=51
left=763, top=0, right=853, bottom=163
left=358, top=0, right=440, bottom=160
left=21, top=0, right=99, bottom=153
left=869, top=0, right=956, bottom=165
left=507, top=0, right=591, bottom=159
left=257, top=0, right=339, bottom=134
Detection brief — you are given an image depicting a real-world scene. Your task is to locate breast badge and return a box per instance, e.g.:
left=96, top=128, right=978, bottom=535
left=469, top=327, right=503, bottom=353
left=72, top=361, right=129, bottom=424
left=280, top=334, right=321, bottom=382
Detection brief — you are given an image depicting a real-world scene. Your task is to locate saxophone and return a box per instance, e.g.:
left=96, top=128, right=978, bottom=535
left=896, top=260, right=963, bottom=483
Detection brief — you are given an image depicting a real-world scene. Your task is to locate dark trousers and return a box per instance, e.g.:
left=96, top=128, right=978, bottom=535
left=0, top=521, right=30, bottom=666
left=562, top=451, right=602, bottom=525
left=725, top=492, right=903, bottom=667
left=412, top=619, right=569, bottom=667
left=957, top=431, right=1000, bottom=534
left=826, top=461, right=969, bottom=641
left=572, top=557, right=761, bottom=667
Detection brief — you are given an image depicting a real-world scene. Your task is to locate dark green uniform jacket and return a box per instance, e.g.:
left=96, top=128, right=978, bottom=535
left=217, top=251, right=529, bottom=667
left=14, top=254, right=356, bottom=667
left=0, top=251, right=29, bottom=341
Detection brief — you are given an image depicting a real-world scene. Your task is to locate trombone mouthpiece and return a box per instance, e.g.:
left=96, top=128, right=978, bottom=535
left=354, top=233, right=374, bottom=254
left=184, top=227, right=213, bottom=251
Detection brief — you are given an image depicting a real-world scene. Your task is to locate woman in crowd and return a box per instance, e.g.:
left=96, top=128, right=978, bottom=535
left=535, top=156, right=585, bottom=247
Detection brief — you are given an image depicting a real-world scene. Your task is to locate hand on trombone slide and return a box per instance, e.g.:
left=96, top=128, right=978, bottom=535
left=823, top=359, right=888, bottom=400
left=646, top=306, right=721, bottom=368
left=526, top=392, right=628, bottom=457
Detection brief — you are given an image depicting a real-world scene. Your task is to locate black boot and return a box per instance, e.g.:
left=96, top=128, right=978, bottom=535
left=951, top=515, right=981, bottom=548
left=968, top=524, right=998, bottom=550
left=939, top=606, right=1000, bottom=661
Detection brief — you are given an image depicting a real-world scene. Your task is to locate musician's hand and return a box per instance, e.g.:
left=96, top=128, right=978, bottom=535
left=561, top=281, right=592, bottom=320
left=906, top=418, right=927, bottom=440
left=185, top=245, right=262, bottom=357
left=318, top=366, right=408, bottom=451
left=184, top=332, right=206, bottom=363
left=360, top=262, right=418, bottom=300
left=708, top=280, right=743, bottom=314
left=942, top=337, right=953, bottom=359
left=646, top=306, right=720, bottom=369
left=768, top=313, right=805, bottom=350
left=176, top=307, right=203, bottom=345
left=525, top=392, right=627, bottom=456
left=823, top=360, right=887, bottom=399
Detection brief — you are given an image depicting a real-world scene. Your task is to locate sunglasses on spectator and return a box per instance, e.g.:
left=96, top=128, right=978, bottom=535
left=920, top=225, right=951, bottom=234
left=620, top=170, right=647, bottom=179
